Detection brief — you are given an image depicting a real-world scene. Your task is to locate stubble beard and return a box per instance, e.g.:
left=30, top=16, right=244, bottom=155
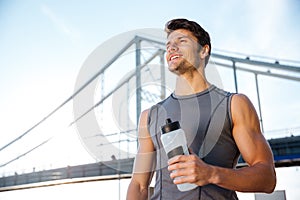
left=169, top=59, right=197, bottom=77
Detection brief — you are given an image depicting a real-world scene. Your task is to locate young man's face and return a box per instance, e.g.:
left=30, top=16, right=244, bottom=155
left=165, top=29, right=201, bottom=75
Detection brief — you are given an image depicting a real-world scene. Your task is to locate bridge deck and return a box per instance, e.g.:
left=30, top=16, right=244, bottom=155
left=1, top=135, right=300, bottom=191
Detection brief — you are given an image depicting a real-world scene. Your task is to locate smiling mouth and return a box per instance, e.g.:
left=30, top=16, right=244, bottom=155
left=169, top=54, right=182, bottom=61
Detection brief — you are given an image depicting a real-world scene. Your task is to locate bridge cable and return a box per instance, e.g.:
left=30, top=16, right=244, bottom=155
left=0, top=137, right=52, bottom=168
left=0, top=39, right=137, bottom=153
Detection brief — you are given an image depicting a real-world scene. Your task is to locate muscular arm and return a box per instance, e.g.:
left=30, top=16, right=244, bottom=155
left=210, top=94, right=276, bottom=192
left=168, top=94, right=276, bottom=193
left=127, top=109, right=156, bottom=200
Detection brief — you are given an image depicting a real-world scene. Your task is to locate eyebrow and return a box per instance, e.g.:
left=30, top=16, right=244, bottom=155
left=165, top=36, right=189, bottom=46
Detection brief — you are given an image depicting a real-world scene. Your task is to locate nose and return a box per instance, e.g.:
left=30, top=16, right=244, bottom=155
left=167, top=42, right=178, bottom=53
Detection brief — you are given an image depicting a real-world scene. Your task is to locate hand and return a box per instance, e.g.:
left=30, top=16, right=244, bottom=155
left=167, top=151, right=214, bottom=186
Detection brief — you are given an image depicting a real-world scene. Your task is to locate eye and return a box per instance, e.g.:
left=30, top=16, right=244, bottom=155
left=166, top=45, right=171, bottom=51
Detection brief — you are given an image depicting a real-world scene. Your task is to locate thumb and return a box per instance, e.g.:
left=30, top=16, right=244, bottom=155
left=188, top=148, right=196, bottom=155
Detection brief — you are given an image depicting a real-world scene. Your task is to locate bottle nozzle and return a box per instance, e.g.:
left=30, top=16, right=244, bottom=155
left=161, top=118, right=180, bottom=134
left=166, top=118, right=172, bottom=124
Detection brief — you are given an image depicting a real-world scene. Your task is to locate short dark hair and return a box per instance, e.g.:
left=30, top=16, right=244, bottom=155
left=165, top=18, right=211, bottom=66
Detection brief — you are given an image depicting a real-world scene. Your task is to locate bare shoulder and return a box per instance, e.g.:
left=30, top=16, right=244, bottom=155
left=139, top=109, right=150, bottom=125
left=231, top=93, right=253, bottom=108
left=230, top=93, right=263, bottom=141
left=230, top=94, right=274, bottom=167
left=231, top=93, right=258, bottom=123
left=137, top=108, right=155, bottom=152
left=138, top=109, right=150, bottom=138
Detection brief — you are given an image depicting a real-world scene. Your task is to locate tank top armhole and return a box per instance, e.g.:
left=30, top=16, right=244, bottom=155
left=227, top=93, right=236, bottom=131
left=147, top=105, right=155, bottom=134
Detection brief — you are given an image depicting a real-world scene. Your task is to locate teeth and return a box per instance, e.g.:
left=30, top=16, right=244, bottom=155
left=170, top=55, right=180, bottom=60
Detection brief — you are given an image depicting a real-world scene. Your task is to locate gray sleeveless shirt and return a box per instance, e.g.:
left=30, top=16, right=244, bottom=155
left=148, top=85, right=240, bottom=200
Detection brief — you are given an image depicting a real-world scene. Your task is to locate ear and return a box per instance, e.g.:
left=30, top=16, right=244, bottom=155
left=199, top=44, right=210, bottom=60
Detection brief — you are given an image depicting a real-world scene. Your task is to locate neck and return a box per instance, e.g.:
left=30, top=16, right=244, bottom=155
left=174, top=69, right=210, bottom=96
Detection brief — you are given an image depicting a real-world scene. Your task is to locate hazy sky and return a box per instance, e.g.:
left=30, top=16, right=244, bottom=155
left=0, top=0, right=300, bottom=199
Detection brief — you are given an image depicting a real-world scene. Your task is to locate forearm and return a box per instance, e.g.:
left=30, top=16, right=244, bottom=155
left=126, top=180, right=148, bottom=200
left=127, top=152, right=155, bottom=199
left=210, top=162, right=276, bottom=193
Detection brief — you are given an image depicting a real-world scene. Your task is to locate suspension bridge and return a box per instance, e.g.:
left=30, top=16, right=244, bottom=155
left=1, top=32, right=300, bottom=192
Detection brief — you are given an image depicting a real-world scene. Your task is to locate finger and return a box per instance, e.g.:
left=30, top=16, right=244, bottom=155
left=173, top=175, right=194, bottom=185
left=169, top=167, right=187, bottom=179
left=168, top=154, right=198, bottom=165
left=168, top=154, right=200, bottom=166
left=168, top=154, right=189, bottom=165
left=173, top=177, right=186, bottom=185
left=168, top=160, right=193, bottom=171
left=170, top=170, right=198, bottom=184
left=168, top=162, right=182, bottom=172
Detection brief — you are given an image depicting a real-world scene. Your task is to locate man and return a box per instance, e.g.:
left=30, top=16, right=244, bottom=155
left=127, top=18, right=276, bottom=199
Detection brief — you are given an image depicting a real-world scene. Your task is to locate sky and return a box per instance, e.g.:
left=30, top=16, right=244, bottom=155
left=0, top=0, right=300, bottom=199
